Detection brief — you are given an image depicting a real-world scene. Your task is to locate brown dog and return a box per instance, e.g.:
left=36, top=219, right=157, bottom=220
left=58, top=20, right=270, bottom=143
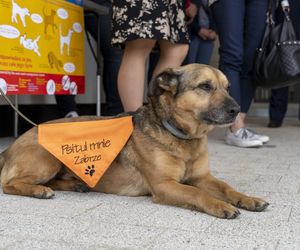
left=0, top=64, right=268, bottom=218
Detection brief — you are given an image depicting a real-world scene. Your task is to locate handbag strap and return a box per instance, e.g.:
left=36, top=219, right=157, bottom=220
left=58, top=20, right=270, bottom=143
left=266, top=0, right=277, bottom=25
left=279, top=0, right=297, bottom=41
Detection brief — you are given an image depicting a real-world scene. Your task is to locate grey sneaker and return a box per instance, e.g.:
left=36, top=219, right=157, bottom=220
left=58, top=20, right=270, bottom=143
left=244, top=128, right=270, bottom=143
left=225, top=128, right=263, bottom=148
left=65, top=111, right=79, bottom=118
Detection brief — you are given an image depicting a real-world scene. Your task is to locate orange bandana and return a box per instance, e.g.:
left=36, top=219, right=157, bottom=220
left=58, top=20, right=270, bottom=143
left=38, top=116, right=133, bottom=188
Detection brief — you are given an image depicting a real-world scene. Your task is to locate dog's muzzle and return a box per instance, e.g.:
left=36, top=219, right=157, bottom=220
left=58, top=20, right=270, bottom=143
left=201, top=98, right=240, bottom=125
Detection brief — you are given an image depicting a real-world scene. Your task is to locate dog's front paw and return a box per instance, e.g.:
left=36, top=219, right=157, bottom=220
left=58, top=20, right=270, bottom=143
left=236, top=197, right=269, bottom=212
left=207, top=201, right=241, bottom=219
left=74, top=182, right=89, bottom=193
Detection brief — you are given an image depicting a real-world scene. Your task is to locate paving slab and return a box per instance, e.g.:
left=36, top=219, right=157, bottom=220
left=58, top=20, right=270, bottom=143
left=0, top=118, right=299, bottom=249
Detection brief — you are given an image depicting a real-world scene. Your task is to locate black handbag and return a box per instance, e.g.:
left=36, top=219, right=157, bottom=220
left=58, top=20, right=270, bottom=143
left=254, top=0, right=300, bottom=89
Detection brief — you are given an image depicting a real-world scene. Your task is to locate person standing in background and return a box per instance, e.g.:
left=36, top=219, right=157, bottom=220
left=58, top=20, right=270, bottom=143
left=210, top=0, right=270, bottom=148
left=268, top=0, right=300, bottom=128
left=112, top=1, right=190, bottom=112
left=186, top=0, right=217, bottom=65
left=84, top=0, right=124, bottom=115
left=56, top=0, right=124, bottom=118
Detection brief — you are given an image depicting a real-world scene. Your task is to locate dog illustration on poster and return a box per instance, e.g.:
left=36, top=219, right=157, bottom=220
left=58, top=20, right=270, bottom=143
left=43, top=7, right=57, bottom=35
left=59, top=24, right=73, bottom=56
left=11, top=0, right=30, bottom=27
left=48, top=51, right=63, bottom=71
left=20, top=34, right=41, bottom=56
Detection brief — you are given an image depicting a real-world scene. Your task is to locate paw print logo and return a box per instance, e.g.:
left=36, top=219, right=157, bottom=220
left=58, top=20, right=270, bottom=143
left=85, top=165, right=95, bottom=176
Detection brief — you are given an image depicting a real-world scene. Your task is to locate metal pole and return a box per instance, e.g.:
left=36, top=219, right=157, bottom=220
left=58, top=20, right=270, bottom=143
left=96, top=13, right=101, bottom=116
left=96, top=74, right=101, bottom=116
left=14, top=95, right=18, bottom=137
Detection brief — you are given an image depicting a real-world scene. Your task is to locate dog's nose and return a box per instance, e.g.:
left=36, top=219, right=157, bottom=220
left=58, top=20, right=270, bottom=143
left=227, top=104, right=240, bottom=116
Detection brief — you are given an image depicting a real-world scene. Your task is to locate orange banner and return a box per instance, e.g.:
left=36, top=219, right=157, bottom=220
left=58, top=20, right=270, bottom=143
left=38, top=116, right=133, bottom=188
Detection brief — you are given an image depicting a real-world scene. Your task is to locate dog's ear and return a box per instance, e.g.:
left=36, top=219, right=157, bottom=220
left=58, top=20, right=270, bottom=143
left=148, top=68, right=183, bottom=97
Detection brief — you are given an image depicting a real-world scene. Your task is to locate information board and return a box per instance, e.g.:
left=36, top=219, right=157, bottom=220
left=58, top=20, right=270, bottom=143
left=0, top=0, right=85, bottom=95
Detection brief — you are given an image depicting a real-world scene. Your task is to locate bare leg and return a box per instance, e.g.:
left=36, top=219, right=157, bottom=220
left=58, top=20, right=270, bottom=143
left=152, top=40, right=189, bottom=78
left=230, top=112, right=246, bottom=132
left=118, top=39, right=156, bottom=112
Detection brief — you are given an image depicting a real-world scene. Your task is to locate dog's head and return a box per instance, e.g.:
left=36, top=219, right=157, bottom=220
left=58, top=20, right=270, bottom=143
left=148, top=64, right=240, bottom=138
left=24, top=8, right=30, bottom=16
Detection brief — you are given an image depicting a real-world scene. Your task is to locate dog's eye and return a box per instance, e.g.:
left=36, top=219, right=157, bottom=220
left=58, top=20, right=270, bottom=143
left=199, top=83, right=212, bottom=92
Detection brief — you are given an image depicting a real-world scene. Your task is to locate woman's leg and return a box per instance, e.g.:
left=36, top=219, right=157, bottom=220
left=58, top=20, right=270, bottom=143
left=118, top=39, right=156, bottom=112
left=211, top=0, right=246, bottom=131
left=211, top=0, right=245, bottom=106
left=151, top=40, right=189, bottom=78
left=240, top=0, right=269, bottom=116
left=186, top=36, right=199, bottom=64
left=195, top=38, right=214, bottom=65
left=235, top=0, right=270, bottom=143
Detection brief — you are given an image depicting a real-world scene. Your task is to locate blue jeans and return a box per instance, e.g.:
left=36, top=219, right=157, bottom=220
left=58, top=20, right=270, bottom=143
left=85, top=0, right=124, bottom=115
left=186, top=36, right=214, bottom=65
left=211, top=0, right=268, bottom=113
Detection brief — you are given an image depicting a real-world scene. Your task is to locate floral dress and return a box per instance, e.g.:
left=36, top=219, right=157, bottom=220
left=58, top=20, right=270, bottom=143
left=111, top=0, right=189, bottom=46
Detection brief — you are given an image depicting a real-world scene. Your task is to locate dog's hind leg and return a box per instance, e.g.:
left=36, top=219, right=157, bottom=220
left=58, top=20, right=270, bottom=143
left=1, top=149, right=63, bottom=198
left=46, top=179, right=89, bottom=193
left=2, top=176, right=55, bottom=199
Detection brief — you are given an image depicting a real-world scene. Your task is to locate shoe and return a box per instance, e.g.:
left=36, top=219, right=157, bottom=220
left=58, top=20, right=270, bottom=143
left=267, top=120, right=282, bottom=128
left=244, top=128, right=270, bottom=143
left=225, top=128, right=263, bottom=148
left=65, top=111, right=79, bottom=118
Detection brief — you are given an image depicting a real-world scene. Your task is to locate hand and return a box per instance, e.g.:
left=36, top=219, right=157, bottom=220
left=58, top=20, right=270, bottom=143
left=207, top=30, right=217, bottom=40
left=198, top=28, right=217, bottom=41
left=185, top=3, right=198, bottom=24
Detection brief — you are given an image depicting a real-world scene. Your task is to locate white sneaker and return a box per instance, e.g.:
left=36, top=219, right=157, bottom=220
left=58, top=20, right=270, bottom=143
left=244, top=128, right=270, bottom=143
left=65, top=111, right=79, bottom=118
left=225, top=128, right=263, bottom=148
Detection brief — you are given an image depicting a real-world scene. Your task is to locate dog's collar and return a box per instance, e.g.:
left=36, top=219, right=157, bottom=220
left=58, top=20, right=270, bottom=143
left=161, top=119, right=192, bottom=140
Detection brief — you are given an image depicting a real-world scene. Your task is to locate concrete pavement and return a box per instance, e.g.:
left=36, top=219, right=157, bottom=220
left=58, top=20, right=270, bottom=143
left=0, top=117, right=299, bottom=249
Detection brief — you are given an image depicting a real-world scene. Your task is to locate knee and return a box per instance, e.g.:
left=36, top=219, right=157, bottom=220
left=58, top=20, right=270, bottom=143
left=219, top=50, right=244, bottom=73
left=179, top=44, right=189, bottom=60
left=161, top=44, right=189, bottom=62
left=175, top=44, right=189, bottom=61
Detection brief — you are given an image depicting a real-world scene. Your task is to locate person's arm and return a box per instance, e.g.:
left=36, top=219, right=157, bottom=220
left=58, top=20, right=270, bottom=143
left=186, top=0, right=200, bottom=24
left=190, top=0, right=201, bottom=7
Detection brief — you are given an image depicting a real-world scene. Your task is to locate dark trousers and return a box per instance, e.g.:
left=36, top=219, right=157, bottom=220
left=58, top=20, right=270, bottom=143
left=211, top=0, right=268, bottom=113
left=55, top=95, right=78, bottom=117
left=269, top=0, right=300, bottom=122
left=84, top=0, right=123, bottom=115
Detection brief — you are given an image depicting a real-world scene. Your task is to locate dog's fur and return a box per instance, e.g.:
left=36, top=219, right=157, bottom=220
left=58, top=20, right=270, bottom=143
left=0, top=64, right=268, bottom=218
